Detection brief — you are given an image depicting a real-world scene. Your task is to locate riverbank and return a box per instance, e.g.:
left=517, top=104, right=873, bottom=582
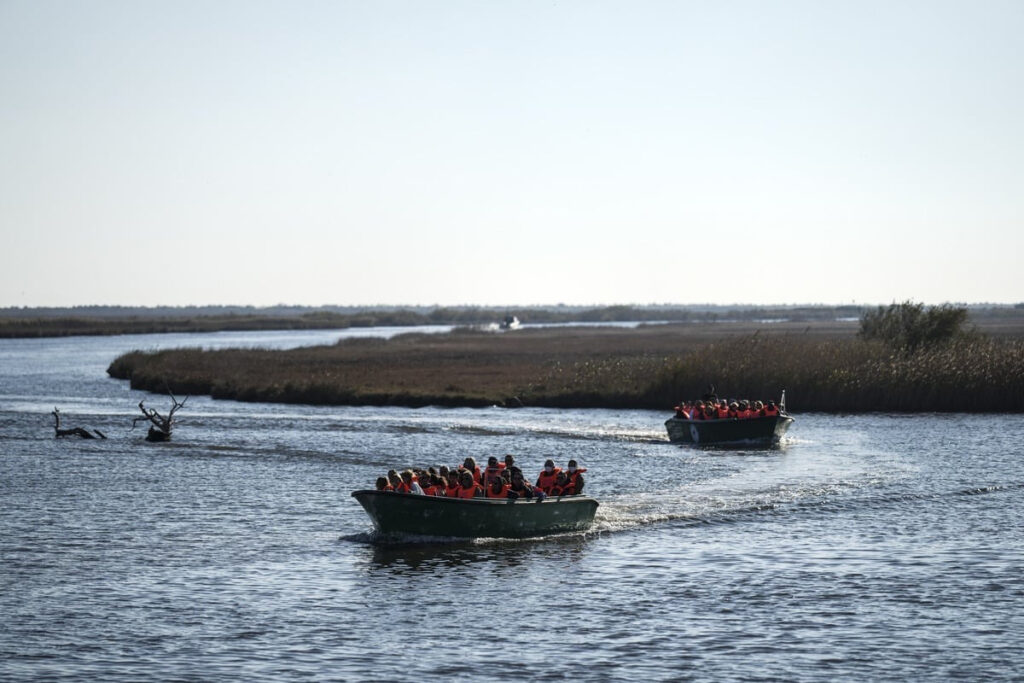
left=107, top=321, right=1024, bottom=412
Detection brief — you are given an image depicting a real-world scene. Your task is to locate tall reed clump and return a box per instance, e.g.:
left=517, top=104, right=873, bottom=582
left=642, top=334, right=1024, bottom=412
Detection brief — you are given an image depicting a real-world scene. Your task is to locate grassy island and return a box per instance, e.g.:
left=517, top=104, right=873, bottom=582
left=108, top=317, right=1024, bottom=413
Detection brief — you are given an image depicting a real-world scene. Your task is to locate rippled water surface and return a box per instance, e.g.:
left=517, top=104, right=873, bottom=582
left=2, top=331, right=1023, bottom=680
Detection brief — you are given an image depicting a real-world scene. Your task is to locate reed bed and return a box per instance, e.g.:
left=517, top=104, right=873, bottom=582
left=107, top=323, right=1024, bottom=413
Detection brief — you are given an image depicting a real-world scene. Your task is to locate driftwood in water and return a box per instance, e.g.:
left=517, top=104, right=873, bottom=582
left=133, top=391, right=188, bottom=442
left=52, top=408, right=106, bottom=439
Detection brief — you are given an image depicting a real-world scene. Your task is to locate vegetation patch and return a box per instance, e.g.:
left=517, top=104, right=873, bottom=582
left=108, top=314, right=1024, bottom=413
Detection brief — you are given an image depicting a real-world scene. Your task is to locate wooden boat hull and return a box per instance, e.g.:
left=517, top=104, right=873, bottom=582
left=665, top=415, right=794, bottom=445
left=351, top=490, right=599, bottom=538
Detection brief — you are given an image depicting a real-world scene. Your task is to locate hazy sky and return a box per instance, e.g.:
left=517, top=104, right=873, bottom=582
left=2, top=0, right=1021, bottom=307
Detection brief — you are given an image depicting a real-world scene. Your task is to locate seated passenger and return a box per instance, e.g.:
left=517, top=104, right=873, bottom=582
left=753, top=400, right=765, bottom=417
left=727, top=402, right=740, bottom=419
left=536, top=459, right=562, bottom=494
left=483, top=456, right=504, bottom=486
left=456, top=470, right=483, bottom=498
left=375, top=476, right=392, bottom=492
left=565, top=459, right=586, bottom=495
left=763, top=400, right=780, bottom=417
left=486, top=478, right=510, bottom=499
left=503, top=454, right=515, bottom=470
left=549, top=471, right=572, bottom=496
left=509, top=467, right=544, bottom=500
left=738, top=401, right=752, bottom=419
left=387, top=469, right=402, bottom=490
left=421, top=474, right=441, bottom=496
left=445, top=472, right=462, bottom=497
left=396, top=469, right=424, bottom=495
left=463, top=457, right=482, bottom=485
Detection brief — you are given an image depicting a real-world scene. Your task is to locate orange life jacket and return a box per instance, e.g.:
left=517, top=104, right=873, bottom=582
left=549, top=483, right=567, bottom=496
left=446, top=483, right=460, bottom=497
left=716, top=406, right=729, bottom=419
left=471, top=466, right=482, bottom=484
left=536, top=468, right=561, bottom=493
left=483, top=465, right=503, bottom=485
left=395, top=481, right=411, bottom=494
left=764, top=405, right=780, bottom=417
left=486, top=483, right=510, bottom=499
left=421, top=484, right=437, bottom=496
left=566, top=468, right=586, bottom=493
left=456, top=484, right=480, bottom=499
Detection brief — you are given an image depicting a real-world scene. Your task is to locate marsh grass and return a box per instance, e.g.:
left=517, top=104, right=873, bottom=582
left=107, top=323, right=1024, bottom=412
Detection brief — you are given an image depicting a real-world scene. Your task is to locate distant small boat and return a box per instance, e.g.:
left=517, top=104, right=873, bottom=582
left=665, top=413, right=794, bottom=446
left=351, top=490, right=598, bottom=538
left=499, top=315, right=520, bottom=330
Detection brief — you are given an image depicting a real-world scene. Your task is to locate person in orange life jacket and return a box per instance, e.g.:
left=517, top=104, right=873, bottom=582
left=486, top=478, right=511, bottom=499
left=421, top=473, right=442, bottom=496
left=752, top=400, right=764, bottom=417
left=738, top=400, right=752, bottom=419
left=431, top=474, right=448, bottom=496
left=483, top=456, right=504, bottom=486
left=674, top=402, right=691, bottom=419
left=397, top=469, right=423, bottom=495
left=549, top=471, right=572, bottom=496
left=727, top=402, right=740, bottom=419
left=536, top=459, right=561, bottom=494
left=763, top=400, right=780, bottom=417
left=445, top=473, right=461, bottom=497
left=456, top=470, right=483, bottom=498
left=375, top=476, right=392, bottom=492
left=716, top=401, right=730, bottom=419
left=508, top=467, right=545, bottom=501
left=387, top=469, right=402, bottom=490
left=565, top=459, right=586, bottom=495
left=463, top=457, right=482, bottom=485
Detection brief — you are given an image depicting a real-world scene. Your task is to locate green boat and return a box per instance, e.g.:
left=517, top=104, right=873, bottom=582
left=351, top=490, right=599, bottom=538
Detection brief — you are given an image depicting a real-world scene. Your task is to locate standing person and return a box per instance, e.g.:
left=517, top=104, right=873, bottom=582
left=536, top=459, right=561, bottom=494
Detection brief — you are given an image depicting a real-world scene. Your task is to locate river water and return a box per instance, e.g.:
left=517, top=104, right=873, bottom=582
left=1, top=329, right=1022, bottom=681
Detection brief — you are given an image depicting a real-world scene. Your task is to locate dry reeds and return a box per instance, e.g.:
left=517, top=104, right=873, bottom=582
left=107, top=324, right=1024, bottom=413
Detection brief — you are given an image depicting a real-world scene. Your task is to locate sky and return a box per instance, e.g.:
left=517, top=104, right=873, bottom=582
left=1, top=0, right=1022, bottom=308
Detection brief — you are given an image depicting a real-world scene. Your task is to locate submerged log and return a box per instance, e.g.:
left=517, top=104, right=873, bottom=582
left=52, top=408, right=106, bottom=439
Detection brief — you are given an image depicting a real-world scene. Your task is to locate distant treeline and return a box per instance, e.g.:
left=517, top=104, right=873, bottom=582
left=3, top=303, right=1023, bottom=339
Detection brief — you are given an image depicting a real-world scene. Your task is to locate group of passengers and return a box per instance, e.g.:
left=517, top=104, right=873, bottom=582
left=374, top=455, right=586, bottom=500
left=673, top=398, right=781, bottom=420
